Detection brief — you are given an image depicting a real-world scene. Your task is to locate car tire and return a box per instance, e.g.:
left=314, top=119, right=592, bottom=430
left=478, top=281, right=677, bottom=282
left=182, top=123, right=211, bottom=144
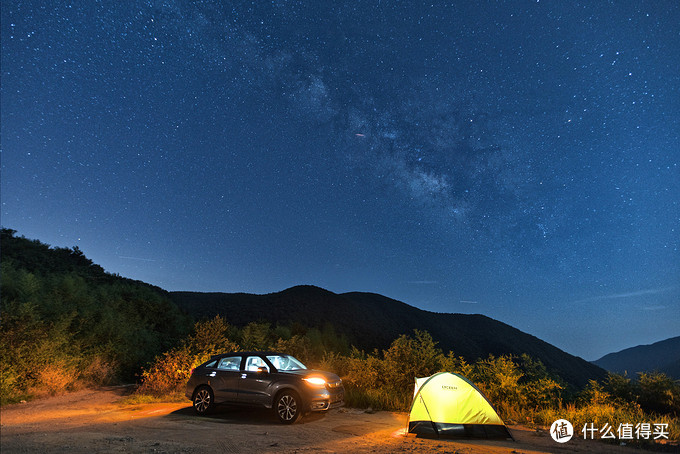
left=275, top=390, right=302, bottom=424
left=193, top=386, right=214, bottom=415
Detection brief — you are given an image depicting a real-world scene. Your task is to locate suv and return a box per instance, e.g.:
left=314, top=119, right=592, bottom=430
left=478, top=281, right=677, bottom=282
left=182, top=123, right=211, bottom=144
left=185, top=351, right=344, bottom=423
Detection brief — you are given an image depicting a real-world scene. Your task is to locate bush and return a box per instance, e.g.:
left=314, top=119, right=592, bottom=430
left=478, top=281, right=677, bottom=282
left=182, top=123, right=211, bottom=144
left=382, top=330, right=442, bottom=392
left=637, top=372, right=680, bottom=416
left=345, top=348, right=385, bottom=391
left=440, top=352, right=474, bottom=378
left=137, top=316, right=238, bottom=396
left=240, top=322, right=273, bottom=351
left=81, top=355, right=118, bottom=386
left=472, top=355, right=525, bottom=412
left=271, top=335, right=314, bottom=363
left=35, top=361, right=77, bottom=396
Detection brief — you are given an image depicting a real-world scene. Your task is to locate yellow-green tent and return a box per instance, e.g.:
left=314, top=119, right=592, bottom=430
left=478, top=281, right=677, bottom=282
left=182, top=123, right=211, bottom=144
left=408, top=372, right=513, bottom=439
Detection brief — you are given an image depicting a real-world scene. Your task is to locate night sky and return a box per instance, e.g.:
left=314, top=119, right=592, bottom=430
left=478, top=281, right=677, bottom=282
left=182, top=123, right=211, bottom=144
left=2, top=1, right=678, bottom=360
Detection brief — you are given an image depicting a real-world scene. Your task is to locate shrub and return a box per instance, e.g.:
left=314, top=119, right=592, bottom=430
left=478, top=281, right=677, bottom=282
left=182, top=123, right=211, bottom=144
left=240, top=322, right=273, bottom=351
left=344, top=348, right=385, bottom=391
left=604, top=372, right=636, bottom=404
left=34, top=360, right=77, bottom=396
left=637, top=372, right=680, bottom=416
left=271, top=335, right=314, bottom=363
left=81, top=355, right=118, bottom=386
left=315, top=351, right=349, bottom=377
left=471, top=355, right=525, bottom=418
left=441, top=352, right=474, bottom=378
left=382, top=330, right=442, bottom=392
left=137, top=316, right=238, bottom=395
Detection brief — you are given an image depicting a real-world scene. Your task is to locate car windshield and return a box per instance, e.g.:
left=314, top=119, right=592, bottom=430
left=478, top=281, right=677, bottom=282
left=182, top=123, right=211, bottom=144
left=266, top=355, right=306, bottom=371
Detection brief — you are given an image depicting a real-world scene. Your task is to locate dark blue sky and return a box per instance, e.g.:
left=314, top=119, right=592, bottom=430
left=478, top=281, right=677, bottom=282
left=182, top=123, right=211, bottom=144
left=2, top=1, right=678, bottom=360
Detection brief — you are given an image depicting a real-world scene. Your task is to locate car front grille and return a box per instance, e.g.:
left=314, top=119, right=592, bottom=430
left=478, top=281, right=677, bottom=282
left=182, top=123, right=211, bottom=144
left=326, top=380, right=342, bottom=390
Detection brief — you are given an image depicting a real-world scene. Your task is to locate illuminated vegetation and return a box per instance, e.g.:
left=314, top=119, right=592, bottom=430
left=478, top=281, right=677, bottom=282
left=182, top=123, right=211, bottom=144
left=134, top=317, right=679, bottom=443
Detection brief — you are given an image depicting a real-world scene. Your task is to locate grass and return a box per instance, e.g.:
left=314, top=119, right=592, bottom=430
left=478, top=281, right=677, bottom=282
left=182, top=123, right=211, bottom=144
left=535, top=403, right=679, bottom=448
left=118, top=391, right=187, bottom=406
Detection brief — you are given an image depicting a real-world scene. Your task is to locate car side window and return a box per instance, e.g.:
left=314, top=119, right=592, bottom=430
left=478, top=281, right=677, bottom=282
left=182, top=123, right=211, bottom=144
left=244, top=356, right=269, bottom=372
left=216, top=356, right=241, bottom=371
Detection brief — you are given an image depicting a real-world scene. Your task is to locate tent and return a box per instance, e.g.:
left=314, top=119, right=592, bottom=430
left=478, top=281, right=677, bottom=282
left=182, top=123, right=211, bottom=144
left=408, top=372, right=513, bottom=439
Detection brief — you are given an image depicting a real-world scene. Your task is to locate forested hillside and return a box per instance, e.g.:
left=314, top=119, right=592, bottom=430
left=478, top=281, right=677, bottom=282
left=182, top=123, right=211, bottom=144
left=170, top=286, right=607, bottom=388
left=0, top=228, right=191, bottom=402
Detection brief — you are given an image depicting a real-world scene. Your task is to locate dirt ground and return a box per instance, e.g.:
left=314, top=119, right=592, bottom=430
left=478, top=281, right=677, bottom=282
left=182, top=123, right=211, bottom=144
left=1, top=387, right=676, bottom=453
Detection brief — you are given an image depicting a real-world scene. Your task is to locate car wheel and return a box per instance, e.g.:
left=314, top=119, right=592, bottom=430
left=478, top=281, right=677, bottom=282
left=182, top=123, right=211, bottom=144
left=275, top=390, right=301, bottom=424
left=193, top=386, right=214, bottom=415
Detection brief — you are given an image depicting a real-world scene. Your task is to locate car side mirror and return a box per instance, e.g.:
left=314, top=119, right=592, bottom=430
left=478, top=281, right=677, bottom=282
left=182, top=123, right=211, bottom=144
left=257, top=366, right=268, bottom=374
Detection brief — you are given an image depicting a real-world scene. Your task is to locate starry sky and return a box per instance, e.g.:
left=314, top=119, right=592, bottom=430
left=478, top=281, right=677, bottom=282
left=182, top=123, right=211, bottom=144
left=2, top=1, right=679, bottom=361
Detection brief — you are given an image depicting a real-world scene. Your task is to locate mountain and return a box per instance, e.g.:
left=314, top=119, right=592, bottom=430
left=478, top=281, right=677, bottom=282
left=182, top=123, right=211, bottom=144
left=593, top=336, right=680, bottom=379
left=170, top=285, right=606, bottom=388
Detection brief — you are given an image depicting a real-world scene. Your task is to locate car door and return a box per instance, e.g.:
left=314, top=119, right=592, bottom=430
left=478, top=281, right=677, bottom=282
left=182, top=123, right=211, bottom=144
left=210, top=355, right=243, bottom=402
left=237, top=355, right=275, bottom=406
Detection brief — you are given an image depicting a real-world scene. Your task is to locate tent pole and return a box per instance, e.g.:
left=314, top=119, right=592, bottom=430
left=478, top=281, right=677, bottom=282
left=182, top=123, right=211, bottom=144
left=419, top=394, right=438, bottom=437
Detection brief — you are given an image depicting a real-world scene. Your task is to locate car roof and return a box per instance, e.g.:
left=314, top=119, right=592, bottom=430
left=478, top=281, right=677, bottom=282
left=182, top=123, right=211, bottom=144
left=209, top=351, right=287, bottom=359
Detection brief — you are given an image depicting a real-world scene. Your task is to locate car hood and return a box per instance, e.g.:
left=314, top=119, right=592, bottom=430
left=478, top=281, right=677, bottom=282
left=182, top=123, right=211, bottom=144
left=281, top=369, right=341, bottom=382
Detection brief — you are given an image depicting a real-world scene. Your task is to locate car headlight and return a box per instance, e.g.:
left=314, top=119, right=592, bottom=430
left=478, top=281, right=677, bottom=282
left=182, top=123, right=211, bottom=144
left=303, top=377, right=326, bottom=386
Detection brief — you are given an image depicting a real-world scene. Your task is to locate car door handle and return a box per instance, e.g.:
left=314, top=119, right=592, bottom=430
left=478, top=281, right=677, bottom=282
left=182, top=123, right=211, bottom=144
left=241, top=373, right=247, bottom=379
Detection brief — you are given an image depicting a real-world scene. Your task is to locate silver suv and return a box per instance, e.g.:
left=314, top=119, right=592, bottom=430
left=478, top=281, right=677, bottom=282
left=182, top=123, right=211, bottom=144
left=185, top=351, right=344, bottom=423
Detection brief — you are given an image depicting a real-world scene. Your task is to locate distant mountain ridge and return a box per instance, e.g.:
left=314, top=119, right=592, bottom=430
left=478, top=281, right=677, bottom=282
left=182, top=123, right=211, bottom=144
left=594, top=336, right=680, bottom=379
left=170, top=285, right=606, bottom=388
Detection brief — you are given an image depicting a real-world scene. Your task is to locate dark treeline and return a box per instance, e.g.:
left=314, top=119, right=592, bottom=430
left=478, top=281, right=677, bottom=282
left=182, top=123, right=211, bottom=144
left=170, top=287, right=606, bottom=389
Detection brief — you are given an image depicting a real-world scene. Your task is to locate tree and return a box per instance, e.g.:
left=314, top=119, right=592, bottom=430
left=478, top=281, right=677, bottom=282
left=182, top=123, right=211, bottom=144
left=637, top=372, right=680, bottom=416
left=382, top=330, right=443, bottom=391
